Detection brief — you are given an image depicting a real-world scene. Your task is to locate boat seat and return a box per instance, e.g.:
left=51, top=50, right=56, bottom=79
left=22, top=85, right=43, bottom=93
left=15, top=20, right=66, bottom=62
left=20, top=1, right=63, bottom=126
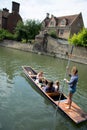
left=47, top=92, right=59, bottom=97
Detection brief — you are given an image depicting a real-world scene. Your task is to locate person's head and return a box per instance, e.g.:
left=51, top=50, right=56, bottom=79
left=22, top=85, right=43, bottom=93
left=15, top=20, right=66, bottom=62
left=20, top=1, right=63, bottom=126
left=71, top=66, right=78, bottom=75
left=55, top=80, right=60, bottom=86
left=38, top=71, right=43, bottom=76
left=43, top=79, right=48, bottom=85
left=48, top=81, right=53, bottom=88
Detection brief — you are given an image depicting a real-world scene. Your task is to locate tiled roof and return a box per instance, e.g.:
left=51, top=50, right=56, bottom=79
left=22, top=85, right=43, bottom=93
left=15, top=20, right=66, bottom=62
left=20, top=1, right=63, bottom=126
left=56, top=14, right=79, bottom=26
left=43, top=13, right=81, bottom=27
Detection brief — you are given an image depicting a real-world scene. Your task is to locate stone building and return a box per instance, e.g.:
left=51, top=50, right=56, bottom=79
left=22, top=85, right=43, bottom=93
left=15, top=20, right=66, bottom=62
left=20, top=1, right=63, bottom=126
left=42, top=13, right=84, bottom=40
left=0, top=1, right=22, bottom=33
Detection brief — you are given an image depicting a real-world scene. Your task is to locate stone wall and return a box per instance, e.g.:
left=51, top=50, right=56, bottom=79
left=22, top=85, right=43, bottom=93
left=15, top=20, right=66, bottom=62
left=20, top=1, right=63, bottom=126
left=0, top=39, right=87, bottom=64
left=0, top=40, right=33, bottom=52
left=47, top=37, right=87, bottom=64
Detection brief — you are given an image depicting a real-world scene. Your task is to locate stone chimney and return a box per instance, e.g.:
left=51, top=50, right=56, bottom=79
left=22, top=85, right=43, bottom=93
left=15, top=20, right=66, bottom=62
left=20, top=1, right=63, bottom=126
left=51, top=14, right=54, bottom=18
left=3, top=8, right=9, bottom=17
left=46, top=13, right=49, bottom=18
left=12, top=1, right=20, bottom=13
left=3, top=8, right=9, bottom=12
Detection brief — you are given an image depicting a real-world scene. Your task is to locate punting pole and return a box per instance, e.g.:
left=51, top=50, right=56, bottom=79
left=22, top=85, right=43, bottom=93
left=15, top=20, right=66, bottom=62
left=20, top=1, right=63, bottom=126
left=57, top=45, right=74, bottom=107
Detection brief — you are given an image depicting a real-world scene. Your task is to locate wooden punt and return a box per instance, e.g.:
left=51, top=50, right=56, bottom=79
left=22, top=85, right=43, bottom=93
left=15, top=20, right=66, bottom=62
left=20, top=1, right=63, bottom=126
left=22, top=66, right=87, bottom=124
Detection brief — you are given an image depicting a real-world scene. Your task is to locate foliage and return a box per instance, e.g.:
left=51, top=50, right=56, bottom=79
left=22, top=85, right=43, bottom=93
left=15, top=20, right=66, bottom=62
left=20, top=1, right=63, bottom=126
left=25, top=19, right=41, bottom=39
left=21, top=39, right=27, bottom=43
left=15, top=21, right=28, bottom=42
left=49, top=31, right=57, bottom=39
left=0, top=29, right=15, bottom=41
left=68, top=28, right=87, bottom=47
left=0, top=29, right=4, bottom=41
left=15, top=19, right=41, bottom=42
left=0, top=19, right=41, bottom=43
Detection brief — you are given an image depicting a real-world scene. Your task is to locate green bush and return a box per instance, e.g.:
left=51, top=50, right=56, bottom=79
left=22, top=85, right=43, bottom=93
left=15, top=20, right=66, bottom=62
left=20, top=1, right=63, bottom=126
left=68, top=28, right=87, bottom=47
left=21, top=39, right=27, bottom=43
left=0, top=29, right=15, bottom=41
left=49, top=31, right=57, bottom=38
left=0, top=29, right=5, bottom=41
left=0, top=34, right=4, bottom=41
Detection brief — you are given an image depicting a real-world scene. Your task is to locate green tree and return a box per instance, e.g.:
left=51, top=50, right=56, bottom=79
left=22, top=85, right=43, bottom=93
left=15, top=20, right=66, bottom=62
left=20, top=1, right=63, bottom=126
left=15, top=21, right=28, bottom=42
left=25, top=19, right=41, bottom=39
left=15, top=19, right=41, bottom=42
left=68, top=28, right=87, bottom=47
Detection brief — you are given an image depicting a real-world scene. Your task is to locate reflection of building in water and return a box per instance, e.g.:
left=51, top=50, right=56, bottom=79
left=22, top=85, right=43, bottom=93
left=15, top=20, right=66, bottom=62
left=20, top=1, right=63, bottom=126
left=0, top=1, right=22, bottom=33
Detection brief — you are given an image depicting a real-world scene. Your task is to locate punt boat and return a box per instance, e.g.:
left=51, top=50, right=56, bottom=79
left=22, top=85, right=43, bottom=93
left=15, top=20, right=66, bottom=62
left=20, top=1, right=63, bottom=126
left=22, top=66, right=87, bottom=124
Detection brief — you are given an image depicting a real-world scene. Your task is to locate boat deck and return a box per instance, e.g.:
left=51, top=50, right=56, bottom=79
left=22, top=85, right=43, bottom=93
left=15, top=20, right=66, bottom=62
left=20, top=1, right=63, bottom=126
left=55, top=100, right=87, bottom=124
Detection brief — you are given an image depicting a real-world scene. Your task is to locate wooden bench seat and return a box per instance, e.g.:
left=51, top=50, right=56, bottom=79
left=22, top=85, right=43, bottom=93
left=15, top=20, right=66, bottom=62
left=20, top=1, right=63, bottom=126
left=47, top=92, right=59, bottom=97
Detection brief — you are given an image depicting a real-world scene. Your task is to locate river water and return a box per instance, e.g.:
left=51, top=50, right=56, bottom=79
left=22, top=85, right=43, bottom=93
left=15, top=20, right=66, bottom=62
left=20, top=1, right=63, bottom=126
left=0, top=46, right=87, bottom=130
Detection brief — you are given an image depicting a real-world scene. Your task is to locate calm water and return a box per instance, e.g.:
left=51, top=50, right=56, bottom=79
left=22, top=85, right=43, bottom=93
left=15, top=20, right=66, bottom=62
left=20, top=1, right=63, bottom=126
left=0, top=46, right=87, bottom=130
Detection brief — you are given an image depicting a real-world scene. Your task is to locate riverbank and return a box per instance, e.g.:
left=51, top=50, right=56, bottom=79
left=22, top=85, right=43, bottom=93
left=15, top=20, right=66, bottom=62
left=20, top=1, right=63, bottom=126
left=0, top=39, right=87, bottom=65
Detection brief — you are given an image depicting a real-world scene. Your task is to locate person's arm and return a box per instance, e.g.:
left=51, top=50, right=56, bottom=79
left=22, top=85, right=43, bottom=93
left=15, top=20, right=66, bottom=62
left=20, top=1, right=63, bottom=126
left=64, top=78, right=69, bottom=83
left=64, top=77, right=74, bottom=84
left=66, top=66, right=72, bottom=77
left=29, top=73, right=37, bottom=78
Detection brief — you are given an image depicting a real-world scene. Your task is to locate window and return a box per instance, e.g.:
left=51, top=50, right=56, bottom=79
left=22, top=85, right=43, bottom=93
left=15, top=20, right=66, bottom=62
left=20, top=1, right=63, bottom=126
left=50, top=21, right=54, bottom=26
left=61, top=20, right=65, bottom=25
left=60, top=19, right=67, bottom=26
left=59, top=29, right=64, bottom=35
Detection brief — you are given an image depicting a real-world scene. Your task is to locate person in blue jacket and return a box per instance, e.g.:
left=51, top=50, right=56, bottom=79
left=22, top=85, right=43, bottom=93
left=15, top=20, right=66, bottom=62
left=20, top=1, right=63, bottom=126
left=64, top=66, right=78, bottom=109
left=43, top=81, right=55, bottom=93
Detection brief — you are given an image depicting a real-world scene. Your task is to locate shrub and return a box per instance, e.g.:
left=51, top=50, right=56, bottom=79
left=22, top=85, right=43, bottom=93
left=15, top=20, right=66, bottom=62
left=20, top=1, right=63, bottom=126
left=68, top=28, right=87, bottom=47
left=49, top=31, right=57, bottom=38
left=21, top=39, right=27, bottom=43
left=0, top=29, right=15, bottom=40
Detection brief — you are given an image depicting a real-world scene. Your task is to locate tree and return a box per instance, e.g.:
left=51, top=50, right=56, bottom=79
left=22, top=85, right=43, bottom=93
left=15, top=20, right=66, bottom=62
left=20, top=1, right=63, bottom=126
left=15, top=19, right=41, bottom=42
left=68, top=28, right=87, bottom=47
left=25, top=19, right=41, bottom=39
left=15, top=21, right=28, bottom=42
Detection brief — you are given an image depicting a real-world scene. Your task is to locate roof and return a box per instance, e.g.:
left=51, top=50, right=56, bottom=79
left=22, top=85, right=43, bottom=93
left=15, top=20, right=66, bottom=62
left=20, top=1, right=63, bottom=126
left=56, top=14, right=79, bottom=26
left=43, top=13, right=81, bottom=27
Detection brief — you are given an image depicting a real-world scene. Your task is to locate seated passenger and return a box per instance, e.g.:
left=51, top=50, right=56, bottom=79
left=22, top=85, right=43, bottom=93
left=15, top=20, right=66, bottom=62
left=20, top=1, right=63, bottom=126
left=35, top=71, right=44, bottom=83
left=43, top=81, right=55, bottom=93
left=29, top=71, right=44, bottom=83
left=54, top=80, right=60, bottom=91
left=41, top=78, right=48, bottom=87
